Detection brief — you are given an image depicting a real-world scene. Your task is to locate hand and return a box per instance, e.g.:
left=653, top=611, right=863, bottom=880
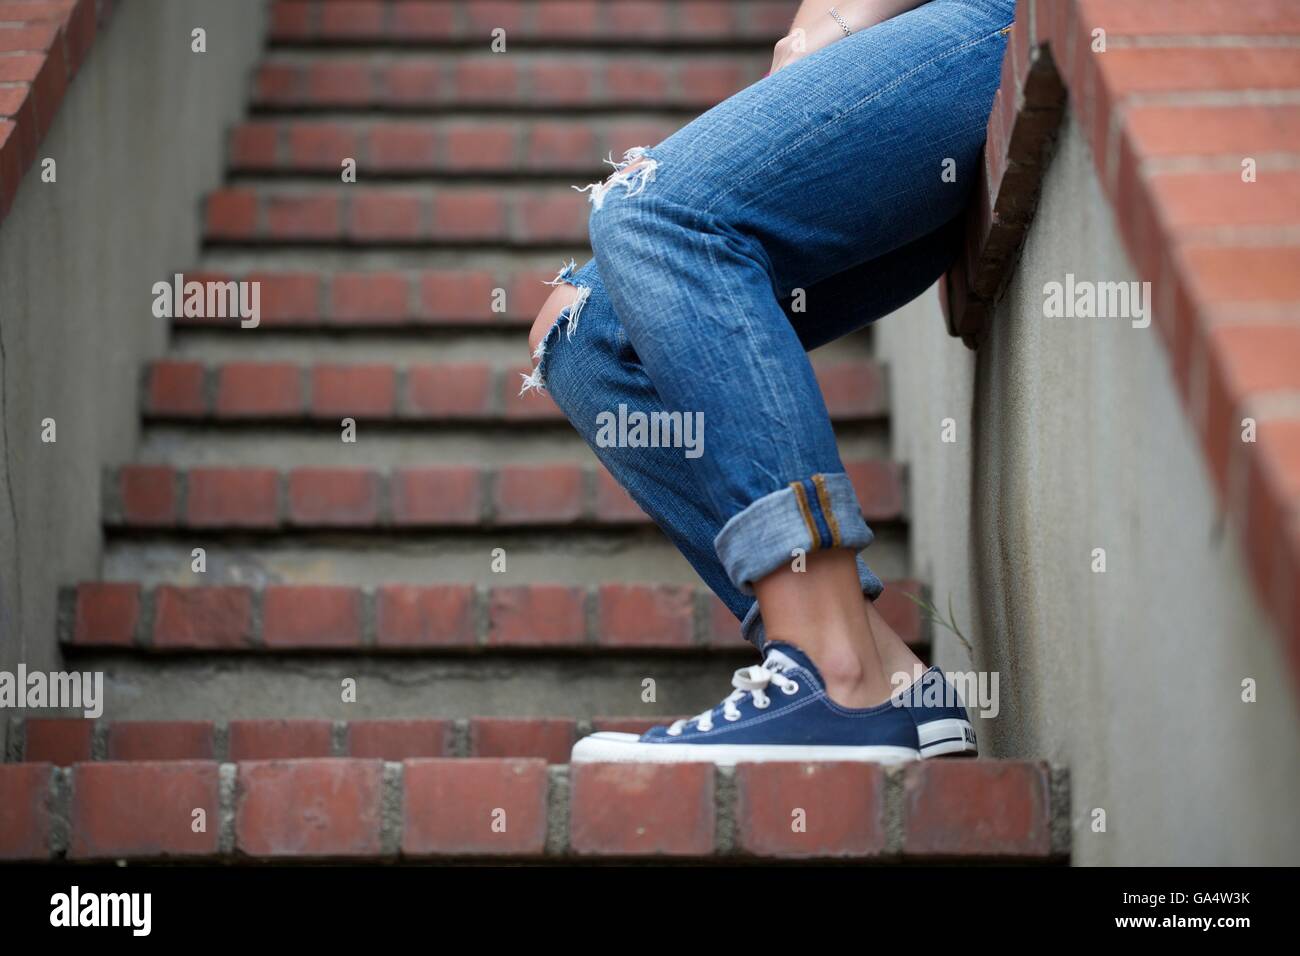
left=770, top=14, right=851, bottom=74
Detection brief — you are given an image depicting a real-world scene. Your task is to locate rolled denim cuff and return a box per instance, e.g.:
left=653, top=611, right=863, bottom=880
left=715, top=471, right=874, bottom=595
left=739, top=554, right=885, bottom=648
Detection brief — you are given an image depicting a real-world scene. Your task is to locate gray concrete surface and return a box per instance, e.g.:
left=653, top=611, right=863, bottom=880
left=875, top=112, right=1300, bottom=865
left=0, top=0, right=267, bottom=757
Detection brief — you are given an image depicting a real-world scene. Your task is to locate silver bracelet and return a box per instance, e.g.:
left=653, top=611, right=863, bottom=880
left=828, top=6, right=853, bottom=36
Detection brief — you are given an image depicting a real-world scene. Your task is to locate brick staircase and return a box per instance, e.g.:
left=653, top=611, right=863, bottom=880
left=1, top=0, right=1065, bottom=864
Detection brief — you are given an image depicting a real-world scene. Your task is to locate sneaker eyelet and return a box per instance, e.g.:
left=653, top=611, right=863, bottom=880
left=753, top=697, right=770, bottom=709
left=782, top=682, right=799, bottom=695
left=724, top=712, right=740, bottom=722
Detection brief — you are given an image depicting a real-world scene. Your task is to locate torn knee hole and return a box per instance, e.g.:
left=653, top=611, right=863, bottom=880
left=573, top=146, right=659, bottom=211
left=529, top=283, right=581, bottom=356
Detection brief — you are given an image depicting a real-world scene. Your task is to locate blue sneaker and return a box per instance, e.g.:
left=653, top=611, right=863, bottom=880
left=894, top=665, right=979, bottom=758
left=570, top=642, right=921, bottom=766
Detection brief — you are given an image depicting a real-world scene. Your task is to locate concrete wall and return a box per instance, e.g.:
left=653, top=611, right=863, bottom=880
left=875, top=112, right=1300, bottom=865
left=0, top=1, right=266, bottom=750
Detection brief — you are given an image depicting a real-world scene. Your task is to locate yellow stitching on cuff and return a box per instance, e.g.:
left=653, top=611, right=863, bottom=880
left=790, top=480, right=820, bottom=551
left=811, top=473, right=841, bottom=548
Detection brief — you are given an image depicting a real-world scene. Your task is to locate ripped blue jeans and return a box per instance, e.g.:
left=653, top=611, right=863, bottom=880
left=522, top=0, right=1014, bottom=648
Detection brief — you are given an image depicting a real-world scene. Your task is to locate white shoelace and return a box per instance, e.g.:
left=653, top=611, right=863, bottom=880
left=667, top=657, right=801, bottom=735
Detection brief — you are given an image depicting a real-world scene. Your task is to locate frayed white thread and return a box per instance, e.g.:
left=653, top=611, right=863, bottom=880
left=573, top=146, right=659, bottom=212
left=518, top=279, right=591, bottom=396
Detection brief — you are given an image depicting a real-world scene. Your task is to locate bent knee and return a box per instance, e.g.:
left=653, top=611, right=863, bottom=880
left=528, top=282, right=582, bottom=358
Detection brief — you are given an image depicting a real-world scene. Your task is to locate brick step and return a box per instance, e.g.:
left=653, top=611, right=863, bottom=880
left=230, top=117, right=683, bottom=176
left=167, top=267, right=556, bottom=328
left=252, top=52, right=765, bottom=112
left=11, top=716, right=673, bottom=765
left=268, top=0, right=793, bottom=47
left=1, top=758, right=1065, bottom=862
left=143, top=358, right=887, bottom=423
left=102, top=460, right=907, bottom=531
left=203, top=184, right=591, bottom=246
left=62, top=580, right=925, bottom=652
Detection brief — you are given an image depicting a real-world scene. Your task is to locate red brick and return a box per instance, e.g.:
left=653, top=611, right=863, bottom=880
left=255, top=62, right=299, bottom=104
left=902, top=760, right=1053, bottom=859
left=307, top=59, right=375, bottom=105
left=570, top=762, right=715, bottom=857
left=0, top=763, right=52, bottom=860
left=390, top=466, right=483, bottom=525
left=152, top=585, right=254, bottom=650
left=310, top=363, right=396, bottom=418
left=593, top=468, right=645, bottom=522
left=227, top=719, right=335, bottom=760
left=107, top=721, right=216, bottom=761
left=347, top=719, right=451, bottom=759
left=390, top=0, right=455, bottom=37
left=185, top=468, right=280, bottom=529
left=375, top=584, right=476, bottom=647
left=402, top=758, right=548, bottom=857
left=382, top=61, right=441, bottom=104
left=431, top=190, right=505, bottom=240
left=118, top=464, right=177, bottom=527
left=500, top=365, right=562, bottom=421
left=23, top=719, right=93, bottom=764
left=262, top=586, right=363, bottom=648
left=533, top=1, right=601, bottom=38
left=678, top=62, right=745, bottom=105
left=679, top=0, right=734, bottom=35
left=146, top=360, right=206, bottom=417
left=366, top=122, right=438, bottom=171
left=531, top=61, right=592, bottom=103
left=330, top=271, right=410, bottom=323
left=469, top=718, right=575, bottom=764
left=418, top=269, right=497, bottom=321
left=493, top=464, right=584, bottom=524
left=1180, top=246, right=1300, bottom=307
left=236, top=759, right=384, bottom=858
left=815, top=360, right=886, bottom=418
left=607, top=0, right=669, bottom=38
left=1150, top=170, right=1300, bottom=232
left=268, top=0, right=312, bottom=39
left=349, top=191, right=424, bottom=241
left=254, top=272, right=322, bottom=325
left=266, top=191, right=343, bottom=240
left=597, top=584, right=694, bottom=648
left=72, top=582, right=140, bottom=647
left=526, top=121, right=596, bottom=169
left=1077, top=0, right=1300, bottom=35
left=405, top=363, right=493, bottom=418
left=516, top=191, right=588, bottom=243
left=70, top=762, right=220, bottom=860
left=707, top=594, right=743, bottom=648
left=287, top=121, right=359, bottom=169
left=487, top=585, right=585, bottom=647
left=463, top=0, right=528, bottom=33
left=229, top=122, right=279, bottom=168
left=846, top=460, right=905, bottom=521
left=605, top=60, right=667, bottom=104
left=318, top=0, right=386, bottom=38
left=287, top=467, right=381, bottom=526
left=452, top=58, right=518, bottom=101
left=205, top=188, right=257, bottom=239
left=444, top=123, right=516, bottom=171
left=215, top=362, right=303, bottom=417
left=735, top=762, right=887, bottom=858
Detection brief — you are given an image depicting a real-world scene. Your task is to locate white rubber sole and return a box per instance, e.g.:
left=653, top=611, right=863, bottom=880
left=570, top=732, right=920, bottom=766
left=917, top=718, right=979, bottom=758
